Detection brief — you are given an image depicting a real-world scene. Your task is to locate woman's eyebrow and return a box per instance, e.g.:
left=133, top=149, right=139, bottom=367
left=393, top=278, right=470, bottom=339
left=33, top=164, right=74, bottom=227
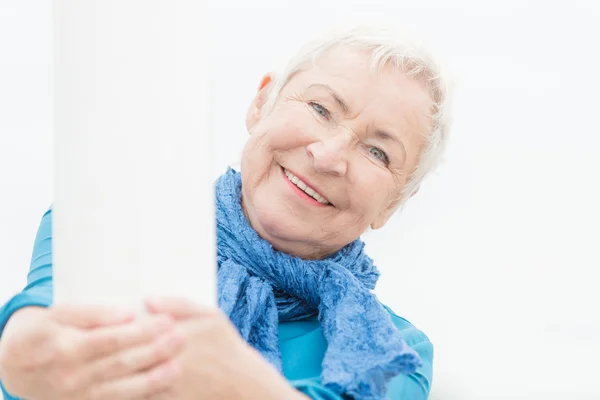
left=307, top=83, right=351, bottom=115
left=375, top=129, right=407, bottom=160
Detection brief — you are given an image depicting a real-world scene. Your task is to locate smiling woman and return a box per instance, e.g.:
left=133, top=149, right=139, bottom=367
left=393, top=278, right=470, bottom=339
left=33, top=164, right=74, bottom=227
left=0, top=25, right=451, bottom=400
left=241, top=39, right=445, bottom=260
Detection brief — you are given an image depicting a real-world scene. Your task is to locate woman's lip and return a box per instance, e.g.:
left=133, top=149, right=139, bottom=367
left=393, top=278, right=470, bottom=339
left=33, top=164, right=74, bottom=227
left=280, top=166, right=331, bottom=207
left=281, top=167, right=331, bottom=202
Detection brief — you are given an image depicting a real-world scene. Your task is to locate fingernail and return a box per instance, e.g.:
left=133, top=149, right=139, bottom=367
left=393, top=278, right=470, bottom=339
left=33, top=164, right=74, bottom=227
left=156, top=361, right=180, bottom=381
left=153, top=317, right=173, bottom=333
left=113, top=310, right=134, bottom=321
left=146, top=297, right=166, bottom=310
left=153, top=322, right=169, bottom=335
left=164, top=332, right=183, bottom=350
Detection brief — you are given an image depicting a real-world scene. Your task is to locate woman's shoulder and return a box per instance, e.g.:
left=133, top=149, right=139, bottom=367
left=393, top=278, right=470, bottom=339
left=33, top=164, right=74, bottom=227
left=381, top=304, right=432, bottom=347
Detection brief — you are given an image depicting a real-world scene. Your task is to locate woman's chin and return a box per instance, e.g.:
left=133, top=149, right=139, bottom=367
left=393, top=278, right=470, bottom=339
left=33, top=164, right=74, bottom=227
left=253, top=206, right=304, bottom=241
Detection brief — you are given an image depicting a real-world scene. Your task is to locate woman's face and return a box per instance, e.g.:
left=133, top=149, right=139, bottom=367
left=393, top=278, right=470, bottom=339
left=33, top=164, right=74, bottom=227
left=241, top=46, right=432, bottom=259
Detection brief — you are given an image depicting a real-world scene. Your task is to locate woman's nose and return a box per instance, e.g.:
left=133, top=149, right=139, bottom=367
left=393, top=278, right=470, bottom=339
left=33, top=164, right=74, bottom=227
left=306, top=132, right=352, bottom=176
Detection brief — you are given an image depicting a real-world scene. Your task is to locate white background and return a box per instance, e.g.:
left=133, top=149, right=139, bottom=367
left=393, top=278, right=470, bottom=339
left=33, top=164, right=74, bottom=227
left=1, top=1, right=599, bottom=399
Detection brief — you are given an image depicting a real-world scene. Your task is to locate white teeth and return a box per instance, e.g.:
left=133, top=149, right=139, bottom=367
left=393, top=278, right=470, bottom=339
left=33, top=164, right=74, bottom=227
left=283, top=168, right=330, bottom=205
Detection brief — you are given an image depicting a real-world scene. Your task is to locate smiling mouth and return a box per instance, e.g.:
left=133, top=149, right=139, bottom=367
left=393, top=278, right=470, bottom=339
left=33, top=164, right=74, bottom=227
left=281, top=167, right=331, bottom=206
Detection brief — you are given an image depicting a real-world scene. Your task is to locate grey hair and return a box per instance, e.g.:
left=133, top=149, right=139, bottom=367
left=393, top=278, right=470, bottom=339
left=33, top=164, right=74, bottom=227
left=262, top=25, right=453, bottom=206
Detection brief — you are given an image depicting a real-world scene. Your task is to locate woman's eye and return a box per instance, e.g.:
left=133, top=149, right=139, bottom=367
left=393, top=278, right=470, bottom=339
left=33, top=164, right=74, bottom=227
left=309, top=102, right=330, bottom=119
left=369, top=147, right=389, bottom=164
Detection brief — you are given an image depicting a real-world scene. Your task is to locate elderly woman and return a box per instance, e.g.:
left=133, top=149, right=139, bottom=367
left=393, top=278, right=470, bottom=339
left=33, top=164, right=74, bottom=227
left=0, top=26, right=450, bottom=400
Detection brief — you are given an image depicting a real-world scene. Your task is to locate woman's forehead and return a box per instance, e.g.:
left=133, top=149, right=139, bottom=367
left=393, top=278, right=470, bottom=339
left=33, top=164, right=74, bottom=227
left=289, top=47, right=374, bottom=87
left=288, top=47, right=431, bottom=107
left=284, top=48, right=433, bottom=139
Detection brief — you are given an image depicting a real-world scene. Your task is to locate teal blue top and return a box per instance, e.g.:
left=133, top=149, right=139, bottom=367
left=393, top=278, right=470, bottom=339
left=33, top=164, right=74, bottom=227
left=0, top=209, right=434, bottom=399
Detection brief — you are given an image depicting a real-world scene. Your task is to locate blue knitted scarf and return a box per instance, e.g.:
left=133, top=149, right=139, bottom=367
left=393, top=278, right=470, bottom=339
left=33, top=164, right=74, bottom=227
left=216, top=169, right=421, bottom=399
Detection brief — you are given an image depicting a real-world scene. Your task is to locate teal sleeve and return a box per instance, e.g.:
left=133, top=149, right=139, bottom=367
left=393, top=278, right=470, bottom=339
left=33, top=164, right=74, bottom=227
left=0, top=208, right=54, bottom=337
left=291, top=377, right=343, bottom=399
left=385, top=338, right=434, bottom=399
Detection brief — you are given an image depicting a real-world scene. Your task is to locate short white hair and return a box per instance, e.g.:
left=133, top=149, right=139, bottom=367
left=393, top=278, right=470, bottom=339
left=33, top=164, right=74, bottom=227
left=263, top=25, right=453, bottom=205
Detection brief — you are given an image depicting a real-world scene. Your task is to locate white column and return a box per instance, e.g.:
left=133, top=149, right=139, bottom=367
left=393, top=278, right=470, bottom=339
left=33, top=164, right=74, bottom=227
left=52, top=1, right=215, bottom=310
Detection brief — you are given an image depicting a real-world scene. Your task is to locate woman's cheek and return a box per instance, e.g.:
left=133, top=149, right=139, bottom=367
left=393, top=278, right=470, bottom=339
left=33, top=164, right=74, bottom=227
left=356, top=178, right=388, bottom=210
left=271, top=110, right=319, bottom=149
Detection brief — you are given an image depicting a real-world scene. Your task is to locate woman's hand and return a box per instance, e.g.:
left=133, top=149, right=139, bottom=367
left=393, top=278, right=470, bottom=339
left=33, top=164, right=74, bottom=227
left=146, top=297, right=308, bottom=400
left=0, top=305, right=184, bottom=400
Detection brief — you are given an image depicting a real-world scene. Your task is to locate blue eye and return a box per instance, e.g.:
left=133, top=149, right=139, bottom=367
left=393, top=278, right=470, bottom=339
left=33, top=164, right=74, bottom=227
left=369, top=147, right=389, bottom=164
left=309, top=102, right=330, bottom=119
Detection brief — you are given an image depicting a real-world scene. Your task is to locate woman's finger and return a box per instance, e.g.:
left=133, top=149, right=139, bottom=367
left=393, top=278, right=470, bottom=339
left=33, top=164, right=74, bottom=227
left=145, top=297, right=215, bottom=319
left=87, top=360, right=180, bottom=400
left=79, top=315, right=175, bottom=361
left=51, top=305, right=134, bottom=329
left=142, top=389, right=176, bottom=400
left=86, top=331, right=184, bottom=383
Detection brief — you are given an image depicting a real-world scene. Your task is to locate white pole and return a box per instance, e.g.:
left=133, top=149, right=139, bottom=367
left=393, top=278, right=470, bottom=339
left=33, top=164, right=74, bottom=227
left=52, top=1, right=215, bottom=310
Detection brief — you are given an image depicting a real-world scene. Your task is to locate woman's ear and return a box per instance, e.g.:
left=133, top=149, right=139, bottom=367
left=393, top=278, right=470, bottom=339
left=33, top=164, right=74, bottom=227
left=370, top=186, right=419, bottom=229
left=370, top=208, right=393, bottom=230
left=370, top=198, right=397, bottom=230
left=246, top=74, right=274, bottom=133
left=409, top=186, right=420, bottom=198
